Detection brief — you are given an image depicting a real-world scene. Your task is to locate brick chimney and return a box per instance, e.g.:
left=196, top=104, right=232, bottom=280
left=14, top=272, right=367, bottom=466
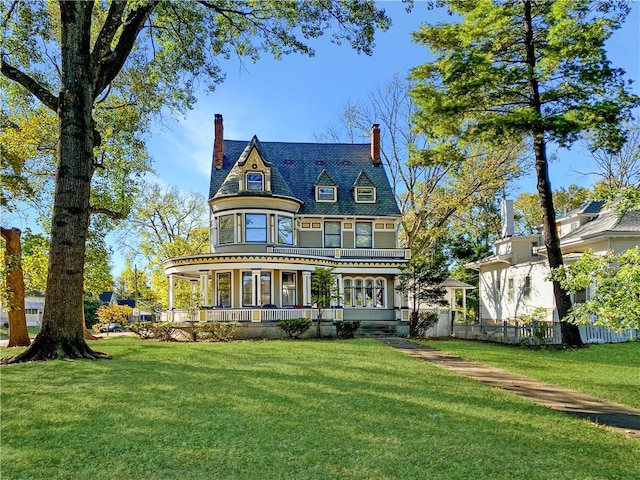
left=214, top=114, right=223, bottom=170
left=371, top=123, right=380, bottom=166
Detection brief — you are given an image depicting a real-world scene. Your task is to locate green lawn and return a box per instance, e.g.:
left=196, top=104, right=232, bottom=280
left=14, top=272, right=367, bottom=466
left=421, top=339, right=640, bottom=409
left=1, top=338, right=638, bottom=480
left=0, top=326, right=41, bottom=340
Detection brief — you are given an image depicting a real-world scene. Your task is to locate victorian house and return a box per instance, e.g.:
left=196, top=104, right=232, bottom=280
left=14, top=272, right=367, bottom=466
left=162, top=115, right=411, bottom=336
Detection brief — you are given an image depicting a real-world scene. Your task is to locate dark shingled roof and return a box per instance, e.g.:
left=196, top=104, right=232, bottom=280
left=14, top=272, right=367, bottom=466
left=210, top=138, right=401, bottom=217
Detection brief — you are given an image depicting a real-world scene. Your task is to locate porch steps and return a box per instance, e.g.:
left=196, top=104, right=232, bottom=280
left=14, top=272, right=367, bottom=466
left=355, top=321, right=400, bottom=338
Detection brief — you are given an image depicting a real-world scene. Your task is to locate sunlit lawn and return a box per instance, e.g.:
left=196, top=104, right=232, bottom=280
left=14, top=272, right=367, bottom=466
left=1, top=338, right=639, bottom=480
left=421, top=339, right=640, bottom=409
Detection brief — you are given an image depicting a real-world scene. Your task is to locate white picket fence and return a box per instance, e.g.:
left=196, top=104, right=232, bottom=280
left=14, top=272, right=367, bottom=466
left=578, top=325, right=637, bottom=344
left=452, top=321, right=637, bottom=345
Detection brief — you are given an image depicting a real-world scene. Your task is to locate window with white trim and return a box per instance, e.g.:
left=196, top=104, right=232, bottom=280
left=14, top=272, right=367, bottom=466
left=355, top=187, right=375, bottom=203
left=219, top=214, right=234, bottom=244
left=316, top=186, right=336, bottom=202
left=216, top=272, right=231, bottom=307
left=282, top=272, right=296, bottom=307
left=245, top=213, right=267, bottom=242
left=246, top=172, right=263, bottom=191
left=355, top=222, right=372, bottom=248
left=324, top=221, right=341, bottom=247
left=343, top=277, right=386, bottom=308
left=523, top=275, right=531, bottom=299
left=277, top=216, right=294, bottom=245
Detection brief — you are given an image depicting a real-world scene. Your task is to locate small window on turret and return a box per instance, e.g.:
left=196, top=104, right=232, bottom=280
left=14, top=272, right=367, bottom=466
left=246, top=172, right=263, bottom=191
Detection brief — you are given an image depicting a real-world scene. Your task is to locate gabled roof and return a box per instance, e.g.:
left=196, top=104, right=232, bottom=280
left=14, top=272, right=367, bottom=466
left=352, top=170, right=376, bottom=188
left=210, top=138, right=400, bottom=216
left=560, top=206, right=640, bottom=243
left=558, top=200, right=604, bottom=220
left=315, top=169, right=337, bottom=187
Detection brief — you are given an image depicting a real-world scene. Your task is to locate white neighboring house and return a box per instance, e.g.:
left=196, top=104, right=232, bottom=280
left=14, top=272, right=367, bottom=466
left=467, top=200, right=640, bottom=323
left=0, top=291, right=45, bottom=327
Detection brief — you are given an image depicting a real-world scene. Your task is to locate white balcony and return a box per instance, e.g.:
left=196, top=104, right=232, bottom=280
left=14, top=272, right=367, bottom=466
left=270, top=246, right=410, bottom=259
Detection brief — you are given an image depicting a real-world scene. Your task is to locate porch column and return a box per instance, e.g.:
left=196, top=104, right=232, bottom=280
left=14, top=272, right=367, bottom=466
left=191, top=279, right=198, bottom=299
left=334, top=274, right=343, bottom=307
left=462, top=289, right=467, bottom=323
left=252, top=269, right=261, bottom=306
left=199, top=273, right=209, bottom=306
left=302, top=271, right=312, bottom=306
left=393, top=276, right=403, bottom=308
left=168, top=274, right=175, bottom=310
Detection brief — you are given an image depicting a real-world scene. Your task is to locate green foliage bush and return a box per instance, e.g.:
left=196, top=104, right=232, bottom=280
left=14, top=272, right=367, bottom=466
left=277, top=317, right=311, bottom=339
left=127, top=321, right=240, bottom=342
left=196, top=321, right=240, bottom=342
left=414, top=311, right=439, bottom=337
left=333, top=320, right=361, bottom=339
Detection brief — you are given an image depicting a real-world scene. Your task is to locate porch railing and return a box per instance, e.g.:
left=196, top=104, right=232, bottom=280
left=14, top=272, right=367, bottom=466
left=161, top=308, right=333, bottom=323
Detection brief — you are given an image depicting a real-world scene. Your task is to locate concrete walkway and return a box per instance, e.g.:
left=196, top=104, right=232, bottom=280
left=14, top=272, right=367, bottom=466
left=380, top=337, right=640, bottom=440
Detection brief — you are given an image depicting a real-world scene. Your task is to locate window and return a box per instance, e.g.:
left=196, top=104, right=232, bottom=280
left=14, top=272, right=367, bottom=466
left=282, top=272, right=296, bottom=307
left=531, top=241, right=538, bottom=256
left=316, top=186, right=336, bottom=202
left=216, top=272, right=231, bottom=307
left=277, top=216, right=294, bottom=245
left=219, top=214, right=234, bottom=244
left=25, top=308, right=39, bottom=315
left=494, top=277, right=501, bottom=302
left=355, top=187, right=375, bottom=203
left=245, top=213, right=267, bottom=242
left=355, top=222, right=372, bottom=248
left=523, top=275, right=531, bottom=299
left=507, top=278, right=514, bottom=302
left=324, top=221, right=341, bottom=247
left=246, top=172, right=263, bottom=191
left=343, top=277, right=386, bottom=308
left=260, top=272, right=272, bottom=306
left=242, top=272, right=253, bottom=306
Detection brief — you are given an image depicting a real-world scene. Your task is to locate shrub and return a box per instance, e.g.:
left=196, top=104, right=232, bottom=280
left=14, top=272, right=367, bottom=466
left=196, top=321, right=240, bottom=342
left=414, top=311, right=439, bottom=337
left=127, top=322, right=154, bottom=339
left=333, top=320, right=361, bottom=339
left=277, top=317, right=311, bottom=339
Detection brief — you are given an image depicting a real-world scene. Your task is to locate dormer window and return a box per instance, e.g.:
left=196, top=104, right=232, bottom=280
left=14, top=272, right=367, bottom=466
left=316, top=186, right=336, bottom=202
left=246, top=172, right=263, bottom=191
left=355, top=187, right=376, bottom=203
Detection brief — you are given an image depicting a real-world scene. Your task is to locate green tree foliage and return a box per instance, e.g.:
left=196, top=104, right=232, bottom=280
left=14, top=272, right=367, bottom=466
left=1, top=0, right=390, bottom=363
left=121, top=182, right=209, bottom=308
left=318, top=74, right=522, bottom=257
left=551, top=248, right=640, bottom=331
left=395, top=254, right=449, bottom=337
left=410, top=0, right=638, bottom=345
left=514, top=185, right=591, bottom=235
left=311, top=267, right=340, bottom=338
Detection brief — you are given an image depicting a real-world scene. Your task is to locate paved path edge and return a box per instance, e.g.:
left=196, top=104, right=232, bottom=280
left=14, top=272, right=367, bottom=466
left=379, top=337, right=640, bottom=440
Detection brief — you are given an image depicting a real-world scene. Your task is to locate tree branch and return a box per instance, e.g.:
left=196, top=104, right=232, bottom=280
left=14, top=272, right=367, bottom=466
left=92, top=2, right=157, bottom=99
left=1, top=59, right=59, bottom=111
left=89, top=206, right=125, bottom=219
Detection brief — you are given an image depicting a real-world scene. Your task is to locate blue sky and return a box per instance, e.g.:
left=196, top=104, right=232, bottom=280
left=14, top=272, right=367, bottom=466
left=146, top=0, right=640, bottom=199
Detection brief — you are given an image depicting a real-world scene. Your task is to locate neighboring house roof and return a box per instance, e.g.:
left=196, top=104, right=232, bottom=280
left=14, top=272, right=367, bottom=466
left=210, top=138, right=401, bottom=217
left=440, top=277, right=476, bottom=289
left=98, top=291, right=115, bottom=303
left=117, top=299, right=136, bottom=308
left=560, top=206, right=640, bottom=243
left=559, top=200, right=604, bottom=219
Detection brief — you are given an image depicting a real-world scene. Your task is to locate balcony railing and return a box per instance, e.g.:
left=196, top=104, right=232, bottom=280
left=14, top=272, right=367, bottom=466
left=270, top=246, right=410, bottom=259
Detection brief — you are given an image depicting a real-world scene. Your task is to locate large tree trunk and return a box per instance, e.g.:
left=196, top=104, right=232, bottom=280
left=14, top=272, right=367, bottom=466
left=524, top=0, right=582, bottom=347
left=2, top=2, right=109, bottom=364
left=1, top=227, right=31, bottom=347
